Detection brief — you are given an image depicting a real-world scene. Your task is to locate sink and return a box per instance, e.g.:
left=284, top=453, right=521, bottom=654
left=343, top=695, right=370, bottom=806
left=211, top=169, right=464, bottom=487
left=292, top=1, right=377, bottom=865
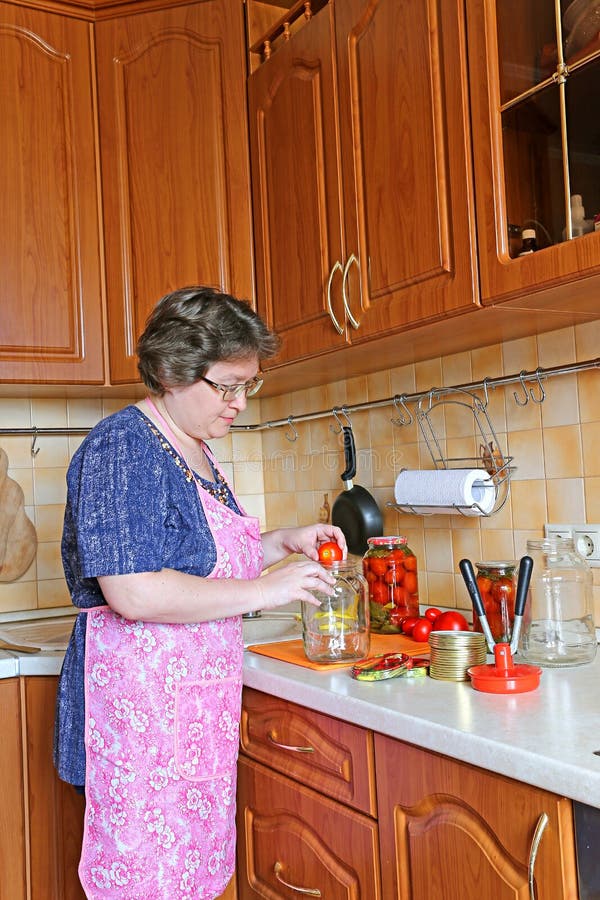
left=243, top=612, right=302, bottom=648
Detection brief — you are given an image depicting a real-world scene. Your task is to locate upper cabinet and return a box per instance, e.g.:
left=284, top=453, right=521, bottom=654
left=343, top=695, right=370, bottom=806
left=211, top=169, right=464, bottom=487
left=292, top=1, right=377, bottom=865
left=0, top=3, right=105, bottom=385
left=467, top=0, right=600, bottom=305
left=247, top=0, right=479, bottom=369
left=96, top=1, right=254, bottom=383
left=0, top=0, right=253, bottom=387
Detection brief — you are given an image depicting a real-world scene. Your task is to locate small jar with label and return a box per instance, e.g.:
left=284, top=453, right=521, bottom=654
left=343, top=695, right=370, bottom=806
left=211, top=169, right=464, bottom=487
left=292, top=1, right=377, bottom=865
left=473, top=561, right=517, bottom=643
left=519, top=228, right=538, bottom=255
left=301, top=560, right=370, bottom=663
left=362, top=536, right=419, bottom=633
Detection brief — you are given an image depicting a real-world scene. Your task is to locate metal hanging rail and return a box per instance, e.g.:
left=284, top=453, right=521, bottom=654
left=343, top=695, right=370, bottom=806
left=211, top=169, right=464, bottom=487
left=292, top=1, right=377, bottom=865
left=0, top=358, right=598, bottom=450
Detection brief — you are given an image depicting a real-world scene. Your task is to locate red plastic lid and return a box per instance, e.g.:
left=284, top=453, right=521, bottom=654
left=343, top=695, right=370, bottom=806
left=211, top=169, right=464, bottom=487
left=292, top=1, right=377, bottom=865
left=467, top=643, right=542, bottom=694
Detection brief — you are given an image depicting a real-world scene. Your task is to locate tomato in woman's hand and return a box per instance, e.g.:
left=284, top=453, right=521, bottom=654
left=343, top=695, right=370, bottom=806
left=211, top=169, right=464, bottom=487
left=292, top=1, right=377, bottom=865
left=318, top=541, right=343, bottom=563
left=411, top=617, right=432, bottom=642
left=430, top=610, right=470, bottom=632
left=424, top=607, right=442, bottom=622
left=401, top=616, right=419, bottom=636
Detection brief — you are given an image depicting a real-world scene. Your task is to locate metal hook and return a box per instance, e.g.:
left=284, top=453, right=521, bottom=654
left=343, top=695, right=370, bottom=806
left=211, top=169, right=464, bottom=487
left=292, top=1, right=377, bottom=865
left=513, top=371, right=530, bottom=406
left=284, top=416, right=299, bottom=442
left=30, top=427, right=40, bottom=457
left=529, top=368, right=546, bottom=404
left=390, top=395, right=413, bottom=426
left=480, top=377, right=490, bottom=409
left=329, top=406, right=352, bottom=435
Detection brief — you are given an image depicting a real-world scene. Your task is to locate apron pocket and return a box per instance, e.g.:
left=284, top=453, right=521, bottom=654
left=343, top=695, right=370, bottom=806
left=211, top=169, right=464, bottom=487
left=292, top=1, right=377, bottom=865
left=174, top=676, right=241, bottom=781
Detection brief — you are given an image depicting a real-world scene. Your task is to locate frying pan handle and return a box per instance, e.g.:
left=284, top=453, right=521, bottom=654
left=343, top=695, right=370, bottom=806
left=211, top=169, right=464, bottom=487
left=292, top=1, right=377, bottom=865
left=341, top=426, right=357, bottom=482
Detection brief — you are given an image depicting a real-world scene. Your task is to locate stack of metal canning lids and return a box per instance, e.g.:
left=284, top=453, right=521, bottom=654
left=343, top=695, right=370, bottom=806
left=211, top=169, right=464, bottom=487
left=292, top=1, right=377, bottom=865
left=429, top=631, right=487, bottom=681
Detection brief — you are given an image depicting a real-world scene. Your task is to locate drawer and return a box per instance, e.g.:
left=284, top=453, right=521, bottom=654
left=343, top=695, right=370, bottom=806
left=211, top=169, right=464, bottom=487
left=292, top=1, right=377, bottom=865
left=237, top=756, right=382, bottom=899
left=240, top=688, right=376, bottom=816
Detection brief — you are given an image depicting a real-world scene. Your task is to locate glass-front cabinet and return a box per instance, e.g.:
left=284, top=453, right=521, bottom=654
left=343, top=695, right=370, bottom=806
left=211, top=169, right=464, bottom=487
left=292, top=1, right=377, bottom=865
left=467, top=0, right=600, bottom=305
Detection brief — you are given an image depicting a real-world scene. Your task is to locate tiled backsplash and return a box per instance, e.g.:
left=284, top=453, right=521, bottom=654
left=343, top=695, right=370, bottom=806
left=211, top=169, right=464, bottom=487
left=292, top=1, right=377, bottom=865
left=0, top=320, right=598, bottom=621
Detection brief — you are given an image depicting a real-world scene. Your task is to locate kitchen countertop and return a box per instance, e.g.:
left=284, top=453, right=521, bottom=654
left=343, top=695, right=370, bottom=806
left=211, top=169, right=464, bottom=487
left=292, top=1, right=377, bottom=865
left=3, top=612, right=599, bottom=809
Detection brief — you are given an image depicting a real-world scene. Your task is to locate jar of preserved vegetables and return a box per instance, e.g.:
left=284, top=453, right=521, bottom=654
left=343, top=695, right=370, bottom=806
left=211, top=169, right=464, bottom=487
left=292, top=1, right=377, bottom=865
left=474, top=561, right=517, bottom=643
left=362, top=536, right=419, bottom=633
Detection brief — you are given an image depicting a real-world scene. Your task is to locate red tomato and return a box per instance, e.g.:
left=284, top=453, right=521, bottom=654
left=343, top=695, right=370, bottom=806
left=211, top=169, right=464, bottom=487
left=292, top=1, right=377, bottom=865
left=431, top=610, right=470, bottom=632
left=368, top=557, right=388, bottom=577
left=318, top=541, right=343, bottom=563
left=404, top=571, right=418, bottom=594
left=388, top=608, right=406, bottom=628
left=384, top=564, right=404, bottom=585
left=424, top=607, right=442, bottom=622
left=476, top=575, right=492, bottom=596
left=393, top=585, right=410, bottom=606
left=370, top=581, right=389, bottom=605
left=403, top=555, right=417, bottom=571
left=401, top=616, right=419, bottom=636
left=411, top=618, right=432, bottom=642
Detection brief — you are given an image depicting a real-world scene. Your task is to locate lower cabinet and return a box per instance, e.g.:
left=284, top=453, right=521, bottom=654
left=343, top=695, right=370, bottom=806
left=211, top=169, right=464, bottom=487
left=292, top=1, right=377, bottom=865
left=238, top=689, right=580, bottom=900
left=0, top=679, right=27, bottom=900
left=236, top=757, right=382, bottom=898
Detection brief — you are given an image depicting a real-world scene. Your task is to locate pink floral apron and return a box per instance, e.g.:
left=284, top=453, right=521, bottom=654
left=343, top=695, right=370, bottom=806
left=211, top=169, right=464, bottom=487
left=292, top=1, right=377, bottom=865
left=79, top=403, right=262, bottom=899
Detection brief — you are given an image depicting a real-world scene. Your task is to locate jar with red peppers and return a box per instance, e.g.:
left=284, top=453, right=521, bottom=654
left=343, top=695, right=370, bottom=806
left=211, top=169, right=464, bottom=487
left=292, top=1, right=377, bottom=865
left=474, top=561, right=516, bottom=643
left=362, top=536, right=419, bottom=633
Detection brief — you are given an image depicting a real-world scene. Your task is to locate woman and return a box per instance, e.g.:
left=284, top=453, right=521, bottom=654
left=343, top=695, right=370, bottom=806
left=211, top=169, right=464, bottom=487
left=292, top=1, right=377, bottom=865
left=54, top=286, right=346, bottom=899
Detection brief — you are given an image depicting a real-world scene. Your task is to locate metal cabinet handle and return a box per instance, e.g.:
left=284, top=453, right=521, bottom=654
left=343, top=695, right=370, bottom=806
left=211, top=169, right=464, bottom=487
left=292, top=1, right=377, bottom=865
left=528, top=811, right=549, bottom=900
left=274, top=861, right=322, bottom=896
left=341, top=253, right=361, bottom=329
left=267, top=731, right=314, bottom=753
left=326, top=260, right=344, bottom=334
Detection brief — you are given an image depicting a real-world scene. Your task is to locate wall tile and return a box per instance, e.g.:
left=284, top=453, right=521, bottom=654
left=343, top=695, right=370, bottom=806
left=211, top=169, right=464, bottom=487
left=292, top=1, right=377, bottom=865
left=0, top=398, right=32, bottom=427
left=546, top=478, right=586, bottom=522
left=511, top=480, right=548, bottom=530
left=31, top=398, right=67, bottom=427
left=542, top=425, right=583, bottom=478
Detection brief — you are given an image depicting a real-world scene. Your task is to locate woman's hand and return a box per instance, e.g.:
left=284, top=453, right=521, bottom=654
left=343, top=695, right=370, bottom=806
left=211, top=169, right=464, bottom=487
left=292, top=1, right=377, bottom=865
left=254, top=559, right=336, bottom=609
left=261, top=524, right=347, bottom=568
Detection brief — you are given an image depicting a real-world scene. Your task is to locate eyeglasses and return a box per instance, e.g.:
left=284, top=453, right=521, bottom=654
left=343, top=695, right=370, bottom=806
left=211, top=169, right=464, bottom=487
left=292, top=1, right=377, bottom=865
left=199, top=374, right=263, bottom=402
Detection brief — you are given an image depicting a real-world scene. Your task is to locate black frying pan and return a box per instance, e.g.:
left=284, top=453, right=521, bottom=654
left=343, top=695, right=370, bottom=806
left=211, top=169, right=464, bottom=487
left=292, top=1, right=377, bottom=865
left=332, top=425, right=383, bottom=555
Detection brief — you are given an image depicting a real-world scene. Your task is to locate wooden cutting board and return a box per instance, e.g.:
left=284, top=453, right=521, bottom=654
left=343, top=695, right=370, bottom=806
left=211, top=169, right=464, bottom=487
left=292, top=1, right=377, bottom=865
left=247, top=633, right=430, bottom=671
left=0, top=448, right=37, bottom=582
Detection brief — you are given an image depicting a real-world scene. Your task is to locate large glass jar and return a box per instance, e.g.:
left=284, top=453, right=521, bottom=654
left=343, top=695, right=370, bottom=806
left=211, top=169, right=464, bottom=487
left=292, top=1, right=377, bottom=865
left=474, top=561, right=517, bottom=643
left=362, top=536, right=419, bottom=633
left=301, top=560, right=370, bottom=663
left=521, top=538, right=596, bottom=668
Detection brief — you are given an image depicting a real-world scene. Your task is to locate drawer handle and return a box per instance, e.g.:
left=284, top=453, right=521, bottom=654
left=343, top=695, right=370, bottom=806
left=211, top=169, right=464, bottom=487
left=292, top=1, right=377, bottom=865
left=267, top=731, right=315, bottom=753
left=274, top=861, right=322, bottom=896
left=528, top=811, right=549, bottom=900
left=342, top=253, right=361, bottom=329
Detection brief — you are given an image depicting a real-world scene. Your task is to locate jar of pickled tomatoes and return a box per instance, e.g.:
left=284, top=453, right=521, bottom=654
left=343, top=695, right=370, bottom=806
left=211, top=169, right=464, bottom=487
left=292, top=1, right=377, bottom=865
left=362, top=536, right=419, bottom=633
left=474, top=561, right=516, bottom=643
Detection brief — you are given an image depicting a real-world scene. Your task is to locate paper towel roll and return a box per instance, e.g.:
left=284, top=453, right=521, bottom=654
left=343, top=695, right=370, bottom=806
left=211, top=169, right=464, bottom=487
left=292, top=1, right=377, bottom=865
left=393, top=469, right=496, bottom=516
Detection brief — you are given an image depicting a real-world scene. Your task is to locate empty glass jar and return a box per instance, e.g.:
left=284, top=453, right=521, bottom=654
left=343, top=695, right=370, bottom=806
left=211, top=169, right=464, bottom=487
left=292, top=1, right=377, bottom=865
left=301, top=560, right=370, bottom=663
left=520, top=538, right=596, bottom=668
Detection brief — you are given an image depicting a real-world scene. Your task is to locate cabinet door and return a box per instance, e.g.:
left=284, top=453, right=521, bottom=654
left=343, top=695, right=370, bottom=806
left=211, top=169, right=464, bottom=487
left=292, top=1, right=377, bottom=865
left=467, top=0, right=600, bottom=308
left=0, top=4, right=105, bottom=384
left=237, top=756, right=382, bottom=899
left=248, top=3, right=348, bottom=367
left=23, top=676, right=85, bottom=900
left=334, top=0, right=479, bottom=340
left=96, top=1, right=254, bottom=383
left=375, top=735, right=579, bottom=900
left=0, top=679, right=26, bottom=900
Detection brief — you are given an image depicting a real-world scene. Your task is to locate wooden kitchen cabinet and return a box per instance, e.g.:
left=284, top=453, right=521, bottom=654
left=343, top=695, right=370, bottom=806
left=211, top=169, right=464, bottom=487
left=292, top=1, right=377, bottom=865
left=466, top=0, right=600, bottom=311
left=375, top=734, right=579, bottom=900
left=237, top=688, right=381, bottom=897
left=96, top=0, right=254, bottom=384
left=247, top=0, right=479, bottom=369
left=22, top=676, right=85, bottom=900
left=0, top=679, right=27, bottom=900
left=0, top=3, right=105, bottom=385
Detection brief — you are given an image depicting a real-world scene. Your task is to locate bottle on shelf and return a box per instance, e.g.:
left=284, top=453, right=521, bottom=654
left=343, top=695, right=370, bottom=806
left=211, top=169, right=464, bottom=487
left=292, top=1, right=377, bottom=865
left=563, top=194, right=593, bottom=239
left=518, top=227, right=538, bottom=256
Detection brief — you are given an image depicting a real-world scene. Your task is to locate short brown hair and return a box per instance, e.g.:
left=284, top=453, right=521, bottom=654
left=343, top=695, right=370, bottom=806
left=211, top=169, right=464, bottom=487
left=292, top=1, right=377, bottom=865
left=137, top=286, right=280, bottom=394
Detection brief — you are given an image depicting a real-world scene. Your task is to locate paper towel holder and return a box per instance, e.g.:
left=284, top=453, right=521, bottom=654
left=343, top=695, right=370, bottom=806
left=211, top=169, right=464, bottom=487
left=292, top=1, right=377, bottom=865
left=388, top=388, right=515, bottom=517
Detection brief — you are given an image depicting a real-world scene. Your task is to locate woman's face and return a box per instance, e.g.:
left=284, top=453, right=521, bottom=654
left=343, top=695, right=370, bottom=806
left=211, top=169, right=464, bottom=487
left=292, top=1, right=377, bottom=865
left=164, top=356, right=260, bottom=441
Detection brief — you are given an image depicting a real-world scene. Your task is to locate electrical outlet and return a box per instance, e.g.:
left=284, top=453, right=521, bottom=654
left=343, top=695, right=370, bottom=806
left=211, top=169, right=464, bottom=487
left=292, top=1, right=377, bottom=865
left=545, top=524, right=600, bottom=567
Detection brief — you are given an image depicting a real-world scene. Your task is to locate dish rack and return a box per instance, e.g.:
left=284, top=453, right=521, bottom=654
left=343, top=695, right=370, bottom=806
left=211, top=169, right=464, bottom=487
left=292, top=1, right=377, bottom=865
left=389, top=388, right=515, bottom=517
